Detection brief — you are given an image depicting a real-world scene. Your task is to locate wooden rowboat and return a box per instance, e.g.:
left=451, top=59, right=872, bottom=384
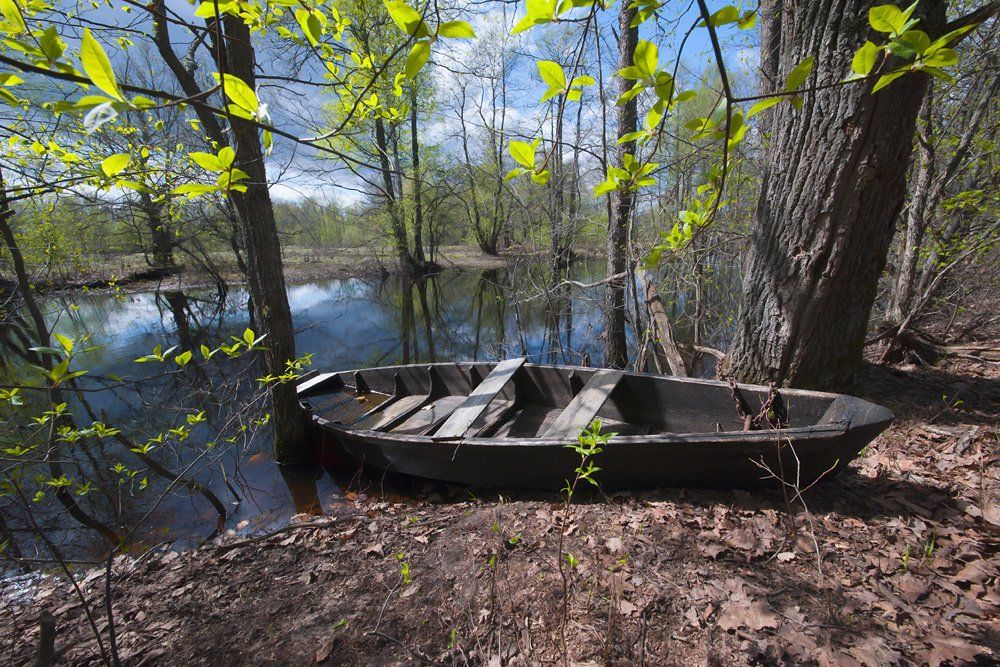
left=296, top=359, right=893, bottom=489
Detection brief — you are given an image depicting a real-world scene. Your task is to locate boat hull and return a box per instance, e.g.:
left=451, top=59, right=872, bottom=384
left=301, top=362, right=893, bottom=490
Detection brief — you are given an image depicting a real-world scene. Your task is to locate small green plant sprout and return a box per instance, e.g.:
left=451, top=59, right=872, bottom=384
left=332, top=618, right=348, bottom=630
left=562, top=419, right=616, bottom=502
left=900, top=544, right=911, bottom=573
left=395, top=551, right=412, bottom=585
left=612, top=553, right=630, bottom=572
left=447, top=628, right=458, bottom=650
left=507, top=533, right=522, bottom=548
left=923, top=530, right=936, bottom=560
left=564, top=552, right=580, bottom=569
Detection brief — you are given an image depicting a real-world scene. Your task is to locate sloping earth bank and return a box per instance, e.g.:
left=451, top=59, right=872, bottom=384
left=2, top=353, right=997, bottom=666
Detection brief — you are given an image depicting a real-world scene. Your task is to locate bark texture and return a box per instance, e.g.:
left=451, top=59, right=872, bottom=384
left=726, top=0, right=946, bottom=389
left=221, top=17, right=307, bottom=461
left=603, top=4, right=638, bottom=370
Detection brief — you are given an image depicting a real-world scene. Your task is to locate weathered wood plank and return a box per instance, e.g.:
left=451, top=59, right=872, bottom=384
left=296, top=372, right=343, bottom=397
left=434, top=357, right=525, bottom=439
left=541, top=369, right=624, bottom=438
left=394, top=396, right=468, bottom=435
left=639, top=268, right=688, bottom=377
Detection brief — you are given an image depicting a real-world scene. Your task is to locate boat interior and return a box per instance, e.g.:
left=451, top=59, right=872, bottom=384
left=297, top=360, right=843, bottom=440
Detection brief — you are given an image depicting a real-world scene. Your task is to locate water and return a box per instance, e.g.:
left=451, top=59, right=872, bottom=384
left=1, top=259, right=740, bottom=563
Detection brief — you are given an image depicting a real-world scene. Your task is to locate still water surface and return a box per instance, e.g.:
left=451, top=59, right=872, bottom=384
left=25, top=260, right=737, bottom=557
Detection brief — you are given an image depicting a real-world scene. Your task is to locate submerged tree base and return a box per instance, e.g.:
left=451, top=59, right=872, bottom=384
left=2, top=353, right=998, bottom=665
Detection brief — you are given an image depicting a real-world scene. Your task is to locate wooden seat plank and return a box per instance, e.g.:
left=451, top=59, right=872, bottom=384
left=296, top=372, right=342, bottom=397
left=541, top=369, right=624, bottom=438
left=393, top=396, right=468, bottom=435
left=356, top=395, right=427, bottom=431
left=434, top=357, right=525, bottom=439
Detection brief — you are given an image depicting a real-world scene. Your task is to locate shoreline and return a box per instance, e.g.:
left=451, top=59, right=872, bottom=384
left=1, top=245, right=565, bottom=297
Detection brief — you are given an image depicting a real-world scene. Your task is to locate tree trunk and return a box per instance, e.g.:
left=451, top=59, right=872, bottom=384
left=220, top=16, right=306, bottom=462
left=140, top=191, right=174, bottom=271
left=889, top=74, right=997, bottom=326
left=887, top=94, right=934, bottom=324
left=603, top=4, right=638, bottom=369
left=409, top=85, right=426, bottom=268
left=725, top=0, right=946, bottom=389
left=375, top=117, right=414, bottom=272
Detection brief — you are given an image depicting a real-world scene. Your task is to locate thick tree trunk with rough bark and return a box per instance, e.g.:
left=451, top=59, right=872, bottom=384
left=604, top=4, right=638, bottom=370
left=221, top=17, right=306, bottom=462
left=725, top=0, right=946, bottom=389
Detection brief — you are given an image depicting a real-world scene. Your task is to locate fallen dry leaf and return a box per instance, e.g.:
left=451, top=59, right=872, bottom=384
left=925, top=635, right=992, bottom=665
left=717, top=598, right=780, bottom=632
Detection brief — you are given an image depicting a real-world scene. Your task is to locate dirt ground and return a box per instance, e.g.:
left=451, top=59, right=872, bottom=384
left=1, top=346, right=997, bottom=665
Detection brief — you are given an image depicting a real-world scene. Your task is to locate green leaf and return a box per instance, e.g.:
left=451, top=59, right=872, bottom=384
left=189, top=151, right=224, bottom=172
left=53, top=333, right=74, bottom=354
left=784, top=56, right=814, bottom=91
left=737, top=11, right=757, bottom=29
left=295, top=8, right=322, bottom=47
left=174, top=350, right=192, bottom=367
left=921, top=47, right=957, bottom=68
left=571, top=75, right=595, bottom=87
left=633, top=40, right=658, bottom=79
left=215, top=73, right=258, bottom=115
left=616, top=83, right=644, bottom=106
left=384, top=1, right=430, bottom=38
left=617, top=130, right=647, bottom=145
left=746, top=95, right=784, bottom=118
left=537, top=61, right=566, bottom=89
left=438, top=20, right=475, bottom=38
left=0, top=0, right=27, bottom=33
left=869, top=5, right=905, bottom=34
left=243, top=328, right=257, bottom=345
left=925, top=24, right=977, bottom=55
left=851, top=41, right=880, bottom=75
left=405, top=42, right=431, bottom=78
left=872, top=69, right=906, bottom=93
left=530, top=169, right=550, bottom=185
left=653, top=73, right=674, bottom=103
left=504, top=167, right=526, bottom=182
left=923, top=66, right=954, bottom=83
left=172, top=183, right=217, bottom=198
left=39, top=26, right=65, bottom=60
left=708, top=5, right=739, bottom=26
left=80, top=29, right=124, bottom=101
left=898, top=30, right=930, bottom=55
left=512, top=0, right=555, bottom=34
left=217, top=146, right=236, bottom=168
left=594, top=178, right=618, bottom=196
left=508, top=139, right=537, bottom=169
left=100, top=154, right=129, bottom=178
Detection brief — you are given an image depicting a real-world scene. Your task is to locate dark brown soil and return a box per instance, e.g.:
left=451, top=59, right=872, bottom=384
left=2, top=350, right=997, bottom=666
